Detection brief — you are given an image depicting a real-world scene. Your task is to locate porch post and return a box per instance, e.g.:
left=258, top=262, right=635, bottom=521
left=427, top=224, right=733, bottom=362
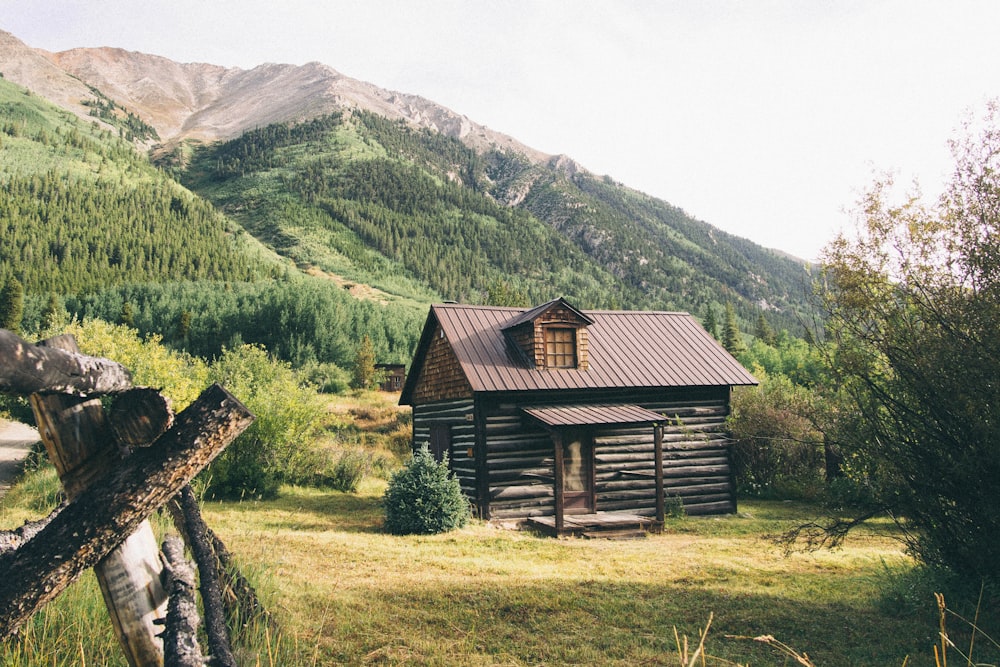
left=553, top=431, right=564, bottom=533
left=654, top=423, right=665, bottom=523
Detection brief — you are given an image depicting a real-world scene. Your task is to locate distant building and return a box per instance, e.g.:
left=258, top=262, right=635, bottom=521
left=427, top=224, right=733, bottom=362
left=400, top=298, right=757, bottom=535
left=376, top=364, right=406, bottom=392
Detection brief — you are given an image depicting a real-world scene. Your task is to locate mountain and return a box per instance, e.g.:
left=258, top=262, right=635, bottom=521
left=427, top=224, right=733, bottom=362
left=0, top=28, right=816, bottom=353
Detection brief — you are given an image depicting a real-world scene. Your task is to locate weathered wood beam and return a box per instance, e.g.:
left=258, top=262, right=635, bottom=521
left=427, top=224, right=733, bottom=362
left=173, top=486, right=237, bottom=667
left=0, top=383, right=254, bottom=638
left=109, top=388, right=175, bottom=449
left=0, top=330, right=133, bottom=396
left=158, top=536, right=206, bottom=667
left=30, top=335, right=166, bottom=666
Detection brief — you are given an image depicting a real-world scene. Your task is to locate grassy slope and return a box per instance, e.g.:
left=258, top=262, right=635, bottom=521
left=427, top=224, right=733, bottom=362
left=3, top=465, right=990, bottom=666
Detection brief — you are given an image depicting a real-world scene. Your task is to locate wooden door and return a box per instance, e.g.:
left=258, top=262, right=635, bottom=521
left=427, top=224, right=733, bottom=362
left=561, top=431, right=594, bottom=514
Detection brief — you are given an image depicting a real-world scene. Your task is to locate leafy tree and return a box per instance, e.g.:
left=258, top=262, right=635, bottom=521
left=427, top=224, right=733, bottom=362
left=204, top=344, right=326, bottom=499
left=818, top=102, right=1000, bottom=583
left=0, top=276, right=24, bottom=333
left=729, top=369, right=825, bottom=497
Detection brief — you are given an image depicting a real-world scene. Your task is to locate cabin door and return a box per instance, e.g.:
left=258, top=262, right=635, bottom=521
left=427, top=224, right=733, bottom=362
left=561, top=431, right=594, bottom=514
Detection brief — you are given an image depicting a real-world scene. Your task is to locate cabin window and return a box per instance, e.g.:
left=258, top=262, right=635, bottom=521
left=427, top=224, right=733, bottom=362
left=544, top=327, right=577, bottom=369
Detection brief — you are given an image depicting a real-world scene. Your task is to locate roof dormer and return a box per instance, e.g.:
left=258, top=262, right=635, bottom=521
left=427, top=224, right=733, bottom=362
left=501, top=298, right=593, bottom=370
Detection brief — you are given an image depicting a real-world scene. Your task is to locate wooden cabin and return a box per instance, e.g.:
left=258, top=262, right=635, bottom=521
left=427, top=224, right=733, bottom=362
left=399, top=298, right=757, bottom=535
left=375, top=364, right=406, bottom=392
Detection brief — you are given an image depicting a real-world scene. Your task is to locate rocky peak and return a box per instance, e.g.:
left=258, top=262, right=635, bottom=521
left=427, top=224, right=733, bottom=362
left=0, top=29, right=555, bottom=166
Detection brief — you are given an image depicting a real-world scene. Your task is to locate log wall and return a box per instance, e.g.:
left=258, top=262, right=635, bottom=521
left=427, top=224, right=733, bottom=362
left=411, top=399, right=477, bottom=500
left=412, top=387, right=736, bottom=522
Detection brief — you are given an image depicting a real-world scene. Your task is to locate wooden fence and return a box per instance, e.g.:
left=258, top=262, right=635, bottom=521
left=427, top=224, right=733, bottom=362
left=0, top=328, right=268, bottom=666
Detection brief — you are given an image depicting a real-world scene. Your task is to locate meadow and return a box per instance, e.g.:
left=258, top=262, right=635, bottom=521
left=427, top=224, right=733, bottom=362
left=2, top=463, right=991, bottom=666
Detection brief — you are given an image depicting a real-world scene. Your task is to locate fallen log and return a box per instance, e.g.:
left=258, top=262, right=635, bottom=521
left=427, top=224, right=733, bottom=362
left=0, top=330, right=133, bottom=397
left=0, top=383, right=254, bottom=638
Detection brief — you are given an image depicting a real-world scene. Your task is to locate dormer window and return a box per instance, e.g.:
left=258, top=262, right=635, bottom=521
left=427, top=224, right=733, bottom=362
left=501, top=297, right=593, bottom=371
left=545, top=327, right=577, bottom=368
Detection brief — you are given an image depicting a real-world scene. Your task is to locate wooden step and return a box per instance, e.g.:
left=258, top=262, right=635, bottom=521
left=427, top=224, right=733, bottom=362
left=581, top=528, right=649, bottom=540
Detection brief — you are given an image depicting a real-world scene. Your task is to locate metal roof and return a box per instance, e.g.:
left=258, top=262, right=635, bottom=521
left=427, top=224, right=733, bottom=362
left=523, top=404, right=666, bottom=427
left=411, top=303, right=757, bottom=395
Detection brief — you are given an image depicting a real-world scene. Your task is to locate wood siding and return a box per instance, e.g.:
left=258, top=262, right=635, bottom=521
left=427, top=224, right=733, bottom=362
left=474, top=387, right=735, bottom=521
left=409, top=325, right=474, bottom=404
left=411, top=399, right=477, bottom=502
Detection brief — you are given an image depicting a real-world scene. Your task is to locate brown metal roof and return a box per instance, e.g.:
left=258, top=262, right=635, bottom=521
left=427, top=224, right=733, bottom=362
left=421, top=303, right=757, bottom=394
left=523, top=404, right=666, bottom=427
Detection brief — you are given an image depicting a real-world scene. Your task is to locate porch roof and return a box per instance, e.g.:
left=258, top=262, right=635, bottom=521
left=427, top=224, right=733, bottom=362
left=522, top=403, right=665, bottom=428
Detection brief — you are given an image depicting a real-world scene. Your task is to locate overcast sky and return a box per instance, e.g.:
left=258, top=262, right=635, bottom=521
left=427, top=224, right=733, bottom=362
left=2, top=0, right=999, bottom=260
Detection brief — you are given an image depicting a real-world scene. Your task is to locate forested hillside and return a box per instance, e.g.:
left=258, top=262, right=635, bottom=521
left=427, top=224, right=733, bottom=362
left=0, top=78, right=424, bottom=370
left=0, top=79, right=261, bottom=293
left=180, top=110, right=814, bottom=332
left=0, top=63, right=817, bottom=376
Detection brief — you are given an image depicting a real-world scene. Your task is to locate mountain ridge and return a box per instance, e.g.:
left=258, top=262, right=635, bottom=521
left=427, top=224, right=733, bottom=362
left=0, top=27, right=815, bottom=341
left=0, top=30, right=555, bottom=166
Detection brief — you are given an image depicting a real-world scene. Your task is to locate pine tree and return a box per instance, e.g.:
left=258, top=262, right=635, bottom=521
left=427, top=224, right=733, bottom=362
left=722, top=303, right=746, bottom=355
left=0, top=277, right=24, bottom=334
left=702, top=304, right=719, bottom=340
left=40, top=293, right=64, bottom=332
left=352, top=335, right=377, bottom=389
left=755, top=312, right=776, bottom=346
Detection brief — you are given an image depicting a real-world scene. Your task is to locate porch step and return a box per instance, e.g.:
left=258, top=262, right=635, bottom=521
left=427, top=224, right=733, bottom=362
left=581, top=528, right=649, bottom=540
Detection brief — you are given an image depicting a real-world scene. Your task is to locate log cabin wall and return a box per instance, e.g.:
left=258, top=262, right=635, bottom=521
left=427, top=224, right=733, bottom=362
left=475, top=386, right=734, bottom=521
left=597, top=392, right=735, bottom=517
left=411, top=399, right=477, bottom=501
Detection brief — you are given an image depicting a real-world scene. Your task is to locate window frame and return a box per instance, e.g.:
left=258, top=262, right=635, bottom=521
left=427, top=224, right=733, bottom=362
left=544, top=326, right=578, bottom=369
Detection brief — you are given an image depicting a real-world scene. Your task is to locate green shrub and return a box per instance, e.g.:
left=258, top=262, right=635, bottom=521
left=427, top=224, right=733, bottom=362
left=327, top=450, right=369, bottom=492
left=203, top=344, right=325, bottom=500
left=383, top=446, right=470, bottom=535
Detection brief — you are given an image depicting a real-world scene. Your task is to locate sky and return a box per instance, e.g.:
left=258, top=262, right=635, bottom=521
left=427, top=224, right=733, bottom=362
left=2, top=1, right=999, bottom=260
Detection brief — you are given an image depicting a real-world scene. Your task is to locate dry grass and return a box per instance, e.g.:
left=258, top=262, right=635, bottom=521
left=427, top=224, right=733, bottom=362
left=196, top=485, right=983, bottom=666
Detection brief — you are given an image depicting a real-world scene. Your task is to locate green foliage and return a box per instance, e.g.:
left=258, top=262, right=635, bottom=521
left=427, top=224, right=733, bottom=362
left=722, top=302, right=746, bottom=355
left=819, top=101, right=1000, bottom=583
left=204, top=344, right=326, bottom=500
left=61, top=277, right=423, bottom=371
left=58, top=318, right=210, bottom=409
left=351, top=334, right=377, bottom=389
left=383, top=446, right=471, bottom=535
left=327, top=450, right=369, bottom=493
left=728, top=369, right=825, bottom=498
left=0, top=275, right=24, bottom=333
left=702, top=303, right=719, bottom=339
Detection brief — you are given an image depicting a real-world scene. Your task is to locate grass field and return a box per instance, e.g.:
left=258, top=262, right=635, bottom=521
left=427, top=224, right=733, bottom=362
left=4, top=464, right=995, bottom=666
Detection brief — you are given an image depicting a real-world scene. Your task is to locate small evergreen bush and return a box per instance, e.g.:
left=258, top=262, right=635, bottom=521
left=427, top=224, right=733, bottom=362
left=383, top=445, right=471, bottom=535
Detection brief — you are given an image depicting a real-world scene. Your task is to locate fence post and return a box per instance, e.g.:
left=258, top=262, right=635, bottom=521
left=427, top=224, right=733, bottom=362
left=29, top=334, right=167, bottom=667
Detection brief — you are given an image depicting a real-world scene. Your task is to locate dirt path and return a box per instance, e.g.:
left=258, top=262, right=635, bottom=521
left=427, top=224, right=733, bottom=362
left=0, top=420, right=39, bottom=497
